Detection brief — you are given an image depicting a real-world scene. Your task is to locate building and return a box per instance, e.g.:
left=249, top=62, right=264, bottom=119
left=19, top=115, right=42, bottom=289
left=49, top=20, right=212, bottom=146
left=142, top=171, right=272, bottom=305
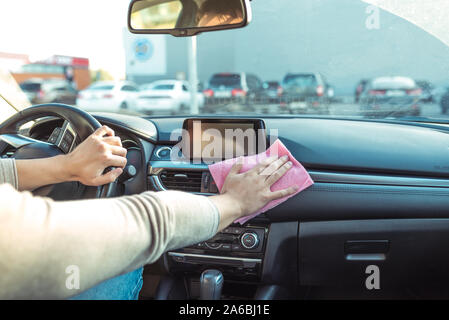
left=12, top=55, right=91, bottom=90
left=0, top=53, right=91, bottom=90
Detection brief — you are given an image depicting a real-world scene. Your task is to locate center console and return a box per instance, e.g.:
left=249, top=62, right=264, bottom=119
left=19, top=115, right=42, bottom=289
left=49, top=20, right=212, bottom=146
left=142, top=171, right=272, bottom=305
left=149, top=119, right=276, bottom=298
left=167, top=223, right=268, bottom=281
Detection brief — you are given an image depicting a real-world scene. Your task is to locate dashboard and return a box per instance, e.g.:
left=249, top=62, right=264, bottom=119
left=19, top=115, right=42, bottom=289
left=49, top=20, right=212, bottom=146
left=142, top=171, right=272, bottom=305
left=27, top=113, right=449, bottom=299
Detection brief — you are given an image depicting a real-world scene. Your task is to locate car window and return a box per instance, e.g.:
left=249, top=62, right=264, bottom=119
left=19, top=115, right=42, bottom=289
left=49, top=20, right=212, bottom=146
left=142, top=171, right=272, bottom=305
left=88, top=85, right=114, bottom=91
left=54, top=86, right=68, bottom=91
left=152, top=84, right=175, bottom=90
left=3, top=0, right=449, bottom=122
left=121, top=85, right=138, bottom=92
left=19, top=83, right=41, bottom=92
left=209, top=74, right=241, bottom=89
left=264, top=82, right=279, bottom=89
left=283, top=75, right=317, bottom=88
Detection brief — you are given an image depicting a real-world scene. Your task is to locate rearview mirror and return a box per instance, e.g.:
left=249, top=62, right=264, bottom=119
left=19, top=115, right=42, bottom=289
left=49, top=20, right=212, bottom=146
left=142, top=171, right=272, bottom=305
left=128, top=0, right=252, bottom=37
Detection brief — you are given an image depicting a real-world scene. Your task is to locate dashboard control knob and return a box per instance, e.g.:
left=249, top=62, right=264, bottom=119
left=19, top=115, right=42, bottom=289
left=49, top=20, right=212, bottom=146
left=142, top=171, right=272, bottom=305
left=240, top=232, right=259, bottom=249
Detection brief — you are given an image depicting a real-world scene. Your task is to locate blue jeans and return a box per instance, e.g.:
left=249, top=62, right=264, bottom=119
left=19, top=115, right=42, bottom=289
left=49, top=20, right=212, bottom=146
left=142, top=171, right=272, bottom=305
left=70, top=268, right=144, bottom=300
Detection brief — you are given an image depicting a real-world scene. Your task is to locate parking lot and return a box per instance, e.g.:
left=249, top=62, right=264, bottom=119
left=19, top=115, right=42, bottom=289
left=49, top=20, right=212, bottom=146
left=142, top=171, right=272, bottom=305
left=110, top=99, right=447, bottom=121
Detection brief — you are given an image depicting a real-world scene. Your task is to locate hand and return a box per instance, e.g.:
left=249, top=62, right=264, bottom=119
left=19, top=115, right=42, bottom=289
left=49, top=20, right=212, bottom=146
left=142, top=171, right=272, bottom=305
left=62, top=126, right=127, bottom=186
left=210, top=155, right=297, bottom=230
left=221, top=155, right=297, bottom=216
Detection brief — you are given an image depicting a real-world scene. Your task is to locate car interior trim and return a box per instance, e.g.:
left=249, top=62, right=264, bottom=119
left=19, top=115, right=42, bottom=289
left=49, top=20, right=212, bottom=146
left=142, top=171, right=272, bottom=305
left=168, top=252, right=262, bottom=267
left=148, top=161, right=449, bottom=189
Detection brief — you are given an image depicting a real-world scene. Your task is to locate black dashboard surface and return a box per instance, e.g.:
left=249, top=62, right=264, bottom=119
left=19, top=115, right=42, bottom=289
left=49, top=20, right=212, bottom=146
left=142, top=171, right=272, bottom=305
left=147, top=116, right=449, bottom=178
left=141, top=115, right=449, bottom=221
left=28, top=114, right=449, bottom=222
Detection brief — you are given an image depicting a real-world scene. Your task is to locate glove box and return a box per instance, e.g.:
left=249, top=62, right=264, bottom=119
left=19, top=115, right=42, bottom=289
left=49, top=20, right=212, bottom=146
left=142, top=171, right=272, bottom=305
left=299, top=219, right=449, bottom=289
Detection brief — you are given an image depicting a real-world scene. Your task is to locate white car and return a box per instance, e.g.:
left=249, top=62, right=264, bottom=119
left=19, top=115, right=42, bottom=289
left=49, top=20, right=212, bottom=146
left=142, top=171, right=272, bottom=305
left=136, top=80, right=204, bottom=114
left=76, top=81, right=139, bottom=113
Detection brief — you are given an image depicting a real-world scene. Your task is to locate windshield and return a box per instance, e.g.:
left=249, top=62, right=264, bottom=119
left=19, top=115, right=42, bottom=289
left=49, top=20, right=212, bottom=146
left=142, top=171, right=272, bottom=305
left=1, top=0, right=449, bottom=122
left=88, top=84, right=115, bottom=91
left=283, top=75, right=318, bottom=88
left=209, top=74, right=242, bottom=89
left=151, top=84, right=175, bottom=91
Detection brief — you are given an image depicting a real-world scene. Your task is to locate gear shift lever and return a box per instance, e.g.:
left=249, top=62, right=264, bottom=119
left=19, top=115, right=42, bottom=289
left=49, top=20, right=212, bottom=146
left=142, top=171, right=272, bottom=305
left=200, top=269, right=223, bottom=300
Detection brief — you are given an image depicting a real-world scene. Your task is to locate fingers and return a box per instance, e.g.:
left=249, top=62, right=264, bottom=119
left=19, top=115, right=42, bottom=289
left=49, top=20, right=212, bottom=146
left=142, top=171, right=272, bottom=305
left=94, top=125, right=114, bottom=137
left=91, top=168, right=123, bottom=186
left=267, top=186, right=298, bottom=201
left=94, top=126, right=127, bottom=158
left=266, top=160, right=293, bottom=185
left=109, top=145, right=127, bottom=157
left=251, top=156, right=278, bottom=175
left=103, top=136, right=122, bottom=147
left=105, top=154, right=127, bottom=168
left=260, top=155, right=289, bottom=178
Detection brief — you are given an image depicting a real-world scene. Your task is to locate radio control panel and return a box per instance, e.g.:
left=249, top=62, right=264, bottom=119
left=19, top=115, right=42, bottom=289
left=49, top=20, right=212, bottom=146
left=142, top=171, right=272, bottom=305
left=189, top=226, right=265, bottom=253
left=167, top=225, right=267, bottom=280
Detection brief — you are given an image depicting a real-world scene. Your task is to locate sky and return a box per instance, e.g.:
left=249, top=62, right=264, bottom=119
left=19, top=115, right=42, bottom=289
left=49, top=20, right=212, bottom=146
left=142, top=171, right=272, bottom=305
left=0, top=0, right=130, bottom=79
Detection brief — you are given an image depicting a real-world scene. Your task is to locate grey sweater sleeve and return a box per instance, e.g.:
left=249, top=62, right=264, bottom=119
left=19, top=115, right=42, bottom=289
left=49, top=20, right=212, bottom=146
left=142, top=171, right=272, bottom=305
left=0, top=159, right=18, bottom=188
left=0, top=161, right=220, bottom=299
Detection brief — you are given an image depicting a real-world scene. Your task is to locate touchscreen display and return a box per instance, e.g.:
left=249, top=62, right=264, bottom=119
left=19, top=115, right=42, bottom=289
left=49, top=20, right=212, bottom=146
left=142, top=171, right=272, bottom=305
left=183, top=119, right=265, bottom=161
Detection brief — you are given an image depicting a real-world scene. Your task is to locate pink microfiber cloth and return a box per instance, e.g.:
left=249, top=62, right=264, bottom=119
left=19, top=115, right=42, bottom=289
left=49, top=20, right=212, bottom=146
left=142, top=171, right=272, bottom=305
left=208, top=139, right=314, bottom=224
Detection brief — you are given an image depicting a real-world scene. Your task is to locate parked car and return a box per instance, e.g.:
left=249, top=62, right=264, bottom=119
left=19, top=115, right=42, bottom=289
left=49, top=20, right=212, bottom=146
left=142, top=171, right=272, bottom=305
left=415, top=80, right=435, bottom=103
left=19, top=78, right=77, bottom=105
left=359, top=76, right=422, bottom=118
left=139, top=83, right=154, bottom=92
left=135, top=80, right=204, bottom=115
left=203, top=73, right=267, bottom=111
left=281, top=73, right=330, bottom=114
left=262, top=81, right=283, bottom=103
left=76, top=81, right=139, bottom=112
left=354, top=79, right=369, bottom=103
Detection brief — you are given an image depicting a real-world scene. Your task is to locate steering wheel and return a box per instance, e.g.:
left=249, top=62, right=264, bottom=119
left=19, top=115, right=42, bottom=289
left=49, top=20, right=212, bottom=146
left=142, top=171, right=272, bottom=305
left=0, top=103, right=117, bottom=200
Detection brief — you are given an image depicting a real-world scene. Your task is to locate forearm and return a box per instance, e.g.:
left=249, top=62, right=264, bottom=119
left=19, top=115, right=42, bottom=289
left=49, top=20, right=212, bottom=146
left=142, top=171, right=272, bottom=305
left=209, top=194, right=242, bottom=231
left=0, top=186, right=219, bottom=299
left=15, top=156, right=71, bottom=191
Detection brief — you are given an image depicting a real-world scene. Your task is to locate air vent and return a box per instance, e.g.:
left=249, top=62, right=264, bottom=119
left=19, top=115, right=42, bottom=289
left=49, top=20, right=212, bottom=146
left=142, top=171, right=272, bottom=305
left=159, top=170, right=203, bottom=192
